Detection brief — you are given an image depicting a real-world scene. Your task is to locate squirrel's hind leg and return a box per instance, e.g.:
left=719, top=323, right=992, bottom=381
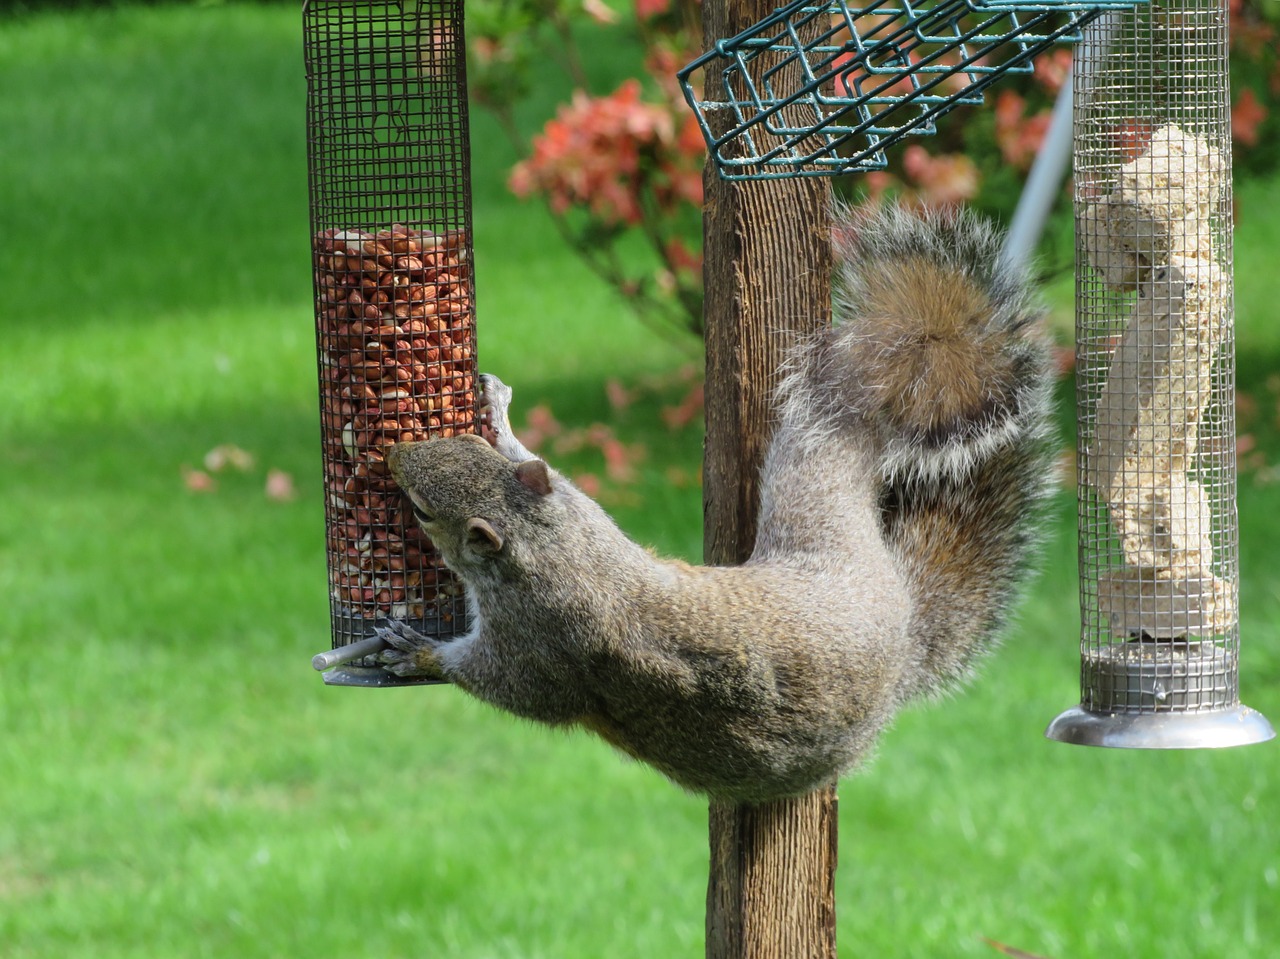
left=478, top=373, right=538, bottom=464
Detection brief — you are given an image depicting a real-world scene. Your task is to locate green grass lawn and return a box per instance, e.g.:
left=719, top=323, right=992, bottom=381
left=2, top=4, right=1278, bottom=958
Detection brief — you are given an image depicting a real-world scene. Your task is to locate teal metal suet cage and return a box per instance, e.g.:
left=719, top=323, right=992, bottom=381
left=678, top=0, right=1146, bottom=180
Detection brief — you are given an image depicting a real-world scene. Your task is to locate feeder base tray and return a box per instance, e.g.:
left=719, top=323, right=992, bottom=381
left=1045, top=703, right=1274, bottom=749
left=1047, top=641, right=1273, bottom=748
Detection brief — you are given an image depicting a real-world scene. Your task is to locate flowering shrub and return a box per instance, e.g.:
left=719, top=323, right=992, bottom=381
left=509, top=80, right=702, bottom=225
left=506, top=78, right=705, bottom=334
left=468, top=0, right=706, bottom=338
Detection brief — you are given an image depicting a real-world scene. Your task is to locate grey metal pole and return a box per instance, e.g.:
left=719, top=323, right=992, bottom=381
left=1001, top=14, right=1126, bottom=272
left=1000, top=75, right=1073, bottom=273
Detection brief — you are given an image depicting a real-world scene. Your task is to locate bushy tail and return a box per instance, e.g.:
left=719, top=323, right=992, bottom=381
left=826, top=204, right=1057, bottom=696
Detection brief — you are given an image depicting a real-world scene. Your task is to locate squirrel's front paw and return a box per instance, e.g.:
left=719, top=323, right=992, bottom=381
left=479, top=373, right=536, bottom=463
left=479, top=372, right=513, bottom=412
left=479, top=374, right=514, bottom=438
left=375, top=620, right=445, bottom=679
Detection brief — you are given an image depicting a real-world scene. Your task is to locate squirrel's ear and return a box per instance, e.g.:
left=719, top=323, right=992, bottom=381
left=515, top=459, right=552, bottom=497
left=466, top=517, right=504, bottom=554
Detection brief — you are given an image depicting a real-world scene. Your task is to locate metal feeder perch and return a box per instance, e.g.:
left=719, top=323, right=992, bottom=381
left=1046, top=2, right=1274, bottom=747
left=678, top=0, right=1145, bottom=181
left=304, top=0, right=477, bottom=686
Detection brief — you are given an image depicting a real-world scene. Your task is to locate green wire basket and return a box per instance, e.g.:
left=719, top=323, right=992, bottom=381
left=678, top=0, right=1147, bottom=180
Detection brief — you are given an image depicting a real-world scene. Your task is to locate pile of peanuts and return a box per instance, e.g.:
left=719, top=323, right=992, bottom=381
left=313, top=224, right=475, bottom=623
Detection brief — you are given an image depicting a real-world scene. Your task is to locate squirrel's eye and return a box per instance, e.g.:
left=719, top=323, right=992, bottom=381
left=410, top=502, right=436, bottom=525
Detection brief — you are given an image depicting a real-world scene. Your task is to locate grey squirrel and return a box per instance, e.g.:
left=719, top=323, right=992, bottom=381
left=376, top=205, right=1055, bottom=803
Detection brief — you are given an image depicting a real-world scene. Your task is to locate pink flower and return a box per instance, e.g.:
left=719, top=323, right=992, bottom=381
left=509, top=79, right=700, bottom=228
left=664, top=237, right=701, bottom=274
left=582, top=0, right=617, bottom=25
left=661, top=381, right=704, bottom=431
left=993, top=91, right=1052, bottom=170
left=605, top=378, right=634, bottom=413
left=265, top=468, right=297, bottom=502
left=1233, top=88, right=1267, bottom=147
left=860, top=171, right=898, bottom=202
left=182, top=467, right=217, bottom=494
left=517, top=403, right=562, bottom=453
left=1035, top=48, right=1072, bottom=95
left=635, top=0, right=670, bottom=20
left=901, top=146, right=979, bottom=208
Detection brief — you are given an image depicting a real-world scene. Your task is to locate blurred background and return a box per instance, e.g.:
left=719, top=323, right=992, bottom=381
left=2, top=1, right=1278, bottom=956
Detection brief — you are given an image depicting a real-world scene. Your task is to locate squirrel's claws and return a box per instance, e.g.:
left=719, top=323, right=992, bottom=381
left=478, top=372, right=511, bottom=406
left=478, top=373, right=504, bottom=447
left=477, top=373, right=537, bottom=463
left=374, top=621, right=444, bottom=678
left=376, top=618, right=431, bottom=651
left=478, top=374, right=514, bottom=442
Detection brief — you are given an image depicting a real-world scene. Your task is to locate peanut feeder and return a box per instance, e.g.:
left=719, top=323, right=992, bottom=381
left=304, top=0, right=476, bottom=686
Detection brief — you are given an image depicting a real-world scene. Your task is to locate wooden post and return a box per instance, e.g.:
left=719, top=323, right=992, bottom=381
left=700, top=0, right=836, bottom=949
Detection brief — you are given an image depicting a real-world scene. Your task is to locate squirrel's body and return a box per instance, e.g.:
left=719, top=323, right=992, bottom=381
left=380, top=206, right=1054, bottom=803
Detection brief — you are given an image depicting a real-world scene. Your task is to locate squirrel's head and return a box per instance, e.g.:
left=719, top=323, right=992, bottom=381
left=387, top=435, right=553, bottom=571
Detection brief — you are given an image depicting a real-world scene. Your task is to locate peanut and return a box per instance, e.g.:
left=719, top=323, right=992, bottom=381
left=313, top=224, right=476, bottom=622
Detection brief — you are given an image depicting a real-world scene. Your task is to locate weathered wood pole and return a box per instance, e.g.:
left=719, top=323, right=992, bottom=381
left=700, top=0, right=836, bottom=952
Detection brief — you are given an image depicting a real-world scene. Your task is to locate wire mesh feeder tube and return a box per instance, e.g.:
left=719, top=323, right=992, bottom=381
left=1046, top=1, right=1273, bottom=747
left=304, top=0, right=477, bottom=686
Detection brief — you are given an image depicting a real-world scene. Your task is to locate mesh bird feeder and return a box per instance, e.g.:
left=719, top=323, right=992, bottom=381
left=1045, top=2, right=1273, bottom=746
left=304, top=0, right=477, bottom=686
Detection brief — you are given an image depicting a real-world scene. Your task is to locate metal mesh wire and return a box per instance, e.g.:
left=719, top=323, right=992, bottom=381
left=1073, top=1, right=1237, bottom=712
left=304, top=0, right=475, bottom=678
left=679, top=0, right=1135, bottom=180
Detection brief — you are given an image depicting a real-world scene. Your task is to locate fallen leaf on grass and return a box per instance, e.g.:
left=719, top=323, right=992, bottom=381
left=265, top=468, right=297, bottom=502
left=182, top=467, right=217, bottom=493
left=981, top=937, right=1054, bottom=959
left=204, top=444, right=255, bottom=472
